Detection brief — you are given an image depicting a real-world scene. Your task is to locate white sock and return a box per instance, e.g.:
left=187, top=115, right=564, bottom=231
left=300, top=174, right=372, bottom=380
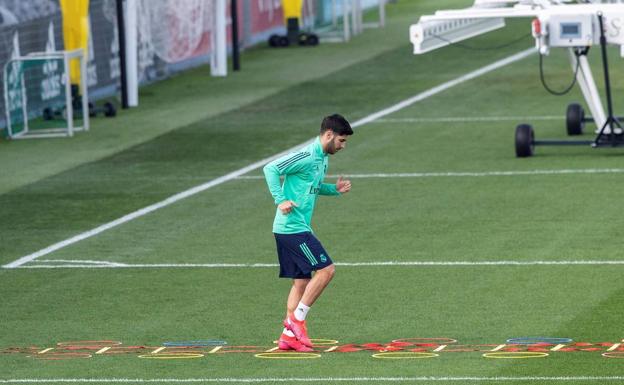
left=283, top=328, right=295, bottom=337
left=294, top=301, right=310, bottom=321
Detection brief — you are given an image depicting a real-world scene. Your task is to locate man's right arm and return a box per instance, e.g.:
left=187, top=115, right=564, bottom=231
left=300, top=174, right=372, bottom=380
left=263, top=150, right=312, bottom=206
left=263, top=161, right=286, bottom=205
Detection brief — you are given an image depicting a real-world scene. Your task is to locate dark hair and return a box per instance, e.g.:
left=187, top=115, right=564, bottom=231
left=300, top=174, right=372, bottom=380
left=320, top=114, right=353, bottom=136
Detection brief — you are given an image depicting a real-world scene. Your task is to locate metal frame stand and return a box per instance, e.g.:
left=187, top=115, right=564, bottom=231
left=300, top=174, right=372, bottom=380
left=518, top=12, right=623, bottom=156
left=592, top=12, right=623, bottom=147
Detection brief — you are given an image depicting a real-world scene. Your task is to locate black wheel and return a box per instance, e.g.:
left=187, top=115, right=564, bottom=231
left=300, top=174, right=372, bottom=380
left=515, top=123, right=534, bottom=158
left=278, top=36, right=290, bottom=47
left=566, top=102, right=584, bottom=136
left=103, top=102, right=116, bottom=117
left=307, top=33, right=319, bottom=46
left=298, top=33, right=309, bottom=46
left=268, top=34, right=280, bottom=47
left=42, top=107, right=53, bottom=120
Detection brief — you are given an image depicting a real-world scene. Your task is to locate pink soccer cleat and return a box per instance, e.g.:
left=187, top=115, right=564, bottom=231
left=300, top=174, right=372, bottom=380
left=278, top=331, right=314, bottom=352
left=283, top=316, right=313, bottom=348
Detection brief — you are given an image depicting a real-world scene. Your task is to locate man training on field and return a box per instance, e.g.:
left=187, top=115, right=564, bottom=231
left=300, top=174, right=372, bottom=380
left=263, top=114, right=353, bottom=352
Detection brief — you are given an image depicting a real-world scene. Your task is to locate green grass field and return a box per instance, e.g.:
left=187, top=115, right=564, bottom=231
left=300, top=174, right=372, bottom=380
left=3, top=1, right=624, bottom=384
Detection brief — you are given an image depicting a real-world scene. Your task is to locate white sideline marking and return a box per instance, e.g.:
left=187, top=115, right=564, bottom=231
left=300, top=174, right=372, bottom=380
left=350, top=48, right=535, bottom=128
left=38, top=259, right=120, bottom=264
left=15, top=260, right=624, bottom=269
left=37, top=259, right=129, bottom=267
left=2, top=376, right=624, bottom=383
left=2, top=48, right=535, bottom=270
left=236, top=168, right=624, bottom=180
left=1, top=154, right=293, bottom=269
left=376, top=115, right=562, bottom=123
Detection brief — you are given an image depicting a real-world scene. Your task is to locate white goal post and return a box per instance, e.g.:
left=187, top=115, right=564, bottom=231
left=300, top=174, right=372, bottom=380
left=3, top=48, right=89, bottom=139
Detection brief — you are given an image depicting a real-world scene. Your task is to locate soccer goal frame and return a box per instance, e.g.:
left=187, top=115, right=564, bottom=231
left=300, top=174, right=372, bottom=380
left=3, top=48, right=89, bottom=139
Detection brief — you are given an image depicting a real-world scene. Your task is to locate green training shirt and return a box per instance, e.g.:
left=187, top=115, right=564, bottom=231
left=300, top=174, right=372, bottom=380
left=263, top=136, right=340, bottom=234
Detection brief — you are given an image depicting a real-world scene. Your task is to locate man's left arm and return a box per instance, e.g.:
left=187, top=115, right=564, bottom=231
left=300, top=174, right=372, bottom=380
left=320, top=176, right=351, bottom=195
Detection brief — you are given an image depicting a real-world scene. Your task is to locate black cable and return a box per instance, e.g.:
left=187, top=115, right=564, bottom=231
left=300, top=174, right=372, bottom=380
left=433, top=28, right=584, bottom=96
left=539, top=48, right=585, bottom=96
left=432, top=32, right=532, bottom=51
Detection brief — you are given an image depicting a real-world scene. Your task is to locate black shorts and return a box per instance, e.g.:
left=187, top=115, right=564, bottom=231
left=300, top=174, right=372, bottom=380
left=274, top=232, right=333, bottom=279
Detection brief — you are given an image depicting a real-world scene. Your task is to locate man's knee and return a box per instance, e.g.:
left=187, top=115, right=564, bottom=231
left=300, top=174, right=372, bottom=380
left=293, top=278, right=310, bottom=290
left=319, top=263, right=335, bottom=280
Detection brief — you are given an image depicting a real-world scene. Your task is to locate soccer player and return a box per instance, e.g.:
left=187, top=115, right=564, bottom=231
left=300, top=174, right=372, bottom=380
left=263, top=114, right=353, bottom=352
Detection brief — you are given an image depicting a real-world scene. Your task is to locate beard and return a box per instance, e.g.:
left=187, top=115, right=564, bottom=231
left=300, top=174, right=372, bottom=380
left=326, top=141, right=337, bottom=154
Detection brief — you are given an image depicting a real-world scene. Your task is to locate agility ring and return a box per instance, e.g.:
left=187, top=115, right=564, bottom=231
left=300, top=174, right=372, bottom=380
left=483, top=352, right=549, bottom=359
left=392, top=338, right=457, bottom=344
left=56, top=340, right=122, bottom=347
left=372, top=352, right=439, bottom=359
left=271, top=338, right=338, bottom=346
left=139, top=353, right=204, bottom=359
left=29, top=353, right=93, bottom=360
left=255, top=352, right=320, bottom=359
left=163, top=340, right=227, bottom=347
left=506, top=337, right=572, bottom=345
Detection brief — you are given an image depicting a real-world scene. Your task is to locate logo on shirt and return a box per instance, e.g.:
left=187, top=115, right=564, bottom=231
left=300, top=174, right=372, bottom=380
left=309, top=182, right=321, bottom=195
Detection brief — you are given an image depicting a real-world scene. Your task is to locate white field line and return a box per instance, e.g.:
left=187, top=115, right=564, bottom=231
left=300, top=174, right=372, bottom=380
left=375, top=115, right=562, bottom=123
left=236, top=168, right=624, bottom=180
left=37, top=259, right=127, bottom=266
left=2, top=377, right=624, bottom=383
left=0, top=154, right=295, bottom=269
left=16, top=260, right=624, bottom=269
left=1, top=48, right=536, bottom=270
left=349, top=48, right=535, bottom=127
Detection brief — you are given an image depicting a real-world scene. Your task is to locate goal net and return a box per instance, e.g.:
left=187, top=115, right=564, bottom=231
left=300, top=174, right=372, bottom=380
left=3, top=49, right=89, bottom=139
left=135, top=0, right=226, bottom=78
left=304, top=0, right=386, bottom=43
